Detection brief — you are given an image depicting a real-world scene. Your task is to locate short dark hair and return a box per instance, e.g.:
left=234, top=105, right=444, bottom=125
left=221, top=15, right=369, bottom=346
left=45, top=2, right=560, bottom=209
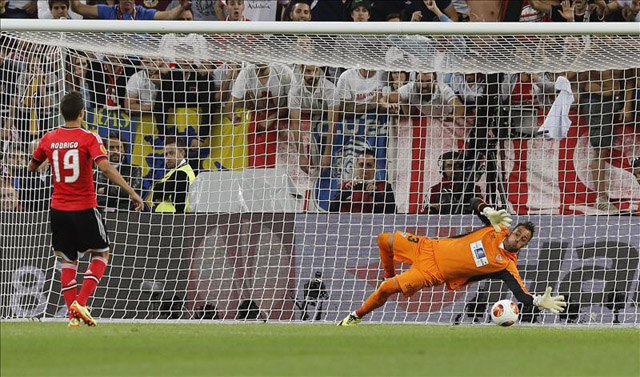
left=438, top=151, right=463, bottom=176
left=48, top=0, right=69, bottom=9
left=106, top=131, right=128, bottom=153
left=290, top=0, right=310, bottom=8
left=440, top=151, right=462, bottom=162
left=386, top=13, right=401, bottom=21
left=515, top=221, right=536, bottom=239
left=361, top=149, right=376, bottom=158
left=351, top=0, right=371, bottom=12
left=164, top=136, right=186, bottom=151
left=60, top=91, right=84, bottom=121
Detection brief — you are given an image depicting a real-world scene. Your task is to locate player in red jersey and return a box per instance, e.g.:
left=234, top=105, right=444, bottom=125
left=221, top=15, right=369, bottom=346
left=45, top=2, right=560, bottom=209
left=28, top=91, right=144, bottom=327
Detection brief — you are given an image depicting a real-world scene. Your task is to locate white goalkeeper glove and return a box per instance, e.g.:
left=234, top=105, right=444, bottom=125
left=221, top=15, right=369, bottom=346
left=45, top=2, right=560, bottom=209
left=482, top=207, right=513, bottom=232
left=533, top=286, right=567, bottom=314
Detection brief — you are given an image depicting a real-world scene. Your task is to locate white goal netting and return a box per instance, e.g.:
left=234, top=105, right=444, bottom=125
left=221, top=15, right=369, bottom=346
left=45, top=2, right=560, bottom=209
left=1, top=22, right=639, bottom=325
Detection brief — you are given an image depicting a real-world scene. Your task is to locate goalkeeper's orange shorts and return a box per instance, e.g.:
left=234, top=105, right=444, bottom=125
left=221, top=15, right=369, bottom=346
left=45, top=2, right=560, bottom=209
left=391, top=231, right=445, bottom=297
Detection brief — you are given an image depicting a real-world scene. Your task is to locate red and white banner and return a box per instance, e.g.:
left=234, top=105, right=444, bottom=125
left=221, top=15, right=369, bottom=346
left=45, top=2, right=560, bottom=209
left=388, top=114, right=640, bottom=215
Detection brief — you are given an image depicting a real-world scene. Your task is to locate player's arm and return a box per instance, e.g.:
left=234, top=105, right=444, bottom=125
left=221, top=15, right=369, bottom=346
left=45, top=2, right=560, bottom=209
left=449, top=94, right=465, bottom=119
left=224, top=70, right=246, bottom=124
left=441, top=1, right=458, bottom=21
left=342, top=98, right=369, bottom=114
left=125, top=90, right=152, bottom=113
left=488, top=268, right=535, bottom=306
left=154, top=0, right=191, bottom=20
left=27, top=159, right=43, bottom=173
left=380, top=92, right=401, bottom=114
left=321, top=106, right=340, bottom=168
left=474, top=268, right=565, bottom=314
left=28, top=137, right=47, bottom=173
left=470, top=197, right=490, bottom=225
left=329, top=185, right=351, bottom=212
left=528, top=0, right=557, bottom=15
left=501, top=264, right=566, bottom=314
left=70, top=0, right=98, bottom=18
left=97, top=160, right=144, bottom=211
left=469, top=197, right=512, bottom=231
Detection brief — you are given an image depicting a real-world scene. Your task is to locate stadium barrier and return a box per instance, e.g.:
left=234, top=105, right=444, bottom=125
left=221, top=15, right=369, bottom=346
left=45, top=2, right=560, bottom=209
left=2, top=212, right=638, bottom=325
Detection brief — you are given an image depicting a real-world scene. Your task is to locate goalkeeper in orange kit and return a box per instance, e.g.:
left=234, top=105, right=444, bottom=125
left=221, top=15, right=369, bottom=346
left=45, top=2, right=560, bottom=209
left=338, top=198, right=567, bottom=326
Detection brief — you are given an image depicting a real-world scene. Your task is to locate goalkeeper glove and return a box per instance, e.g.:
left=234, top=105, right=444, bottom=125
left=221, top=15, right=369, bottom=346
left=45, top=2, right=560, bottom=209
left=482, top=207, right=513, bottom=232
left=533, top=286, right=567, bottom=314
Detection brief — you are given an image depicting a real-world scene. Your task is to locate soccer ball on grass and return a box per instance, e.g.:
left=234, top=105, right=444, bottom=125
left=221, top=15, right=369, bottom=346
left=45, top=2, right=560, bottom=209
left=490, top=299, right=519, bottom=327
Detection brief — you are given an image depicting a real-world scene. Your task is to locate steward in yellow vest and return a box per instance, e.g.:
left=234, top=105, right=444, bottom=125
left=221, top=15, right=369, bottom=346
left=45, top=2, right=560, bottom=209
left=148, top=137, right=196, bottom=213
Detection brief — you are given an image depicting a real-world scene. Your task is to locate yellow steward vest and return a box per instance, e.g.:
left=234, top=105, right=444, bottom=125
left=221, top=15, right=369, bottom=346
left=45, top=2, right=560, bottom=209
left=149, top=161, right=196, bottom=213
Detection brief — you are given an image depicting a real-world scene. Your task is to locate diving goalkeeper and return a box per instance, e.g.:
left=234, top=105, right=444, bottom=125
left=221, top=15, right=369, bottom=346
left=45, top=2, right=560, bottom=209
left=338, top=198, right=566, bottom=326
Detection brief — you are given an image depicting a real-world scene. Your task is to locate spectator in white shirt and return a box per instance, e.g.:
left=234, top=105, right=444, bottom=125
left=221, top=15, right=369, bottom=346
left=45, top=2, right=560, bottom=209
left=500, top=72, right=556, bottom=107
left=225, top=63, right=295, bottom=130
left=216, top=0, right=281, bottom=21
left=385, top=71, right=409, bottom=94
left=213, top=63, right=245, bottom=104
left=125, top=58, right=161, bottom=114
left=336, top=68, right=385, bottom=118
left=48, top=0, right=69, bottom=18
left=39, top=0, right=83, bottom=19
left=449, top=73, right=486, bottom=106
left=383, top=72, right=464, bottom=119
left=288, top=65, right=339, bottom=171
left=217, top=0, right=250, bottom=21
left=168, top=0, right=217, bottom=20
left=68, top=55, right=91, bottom=109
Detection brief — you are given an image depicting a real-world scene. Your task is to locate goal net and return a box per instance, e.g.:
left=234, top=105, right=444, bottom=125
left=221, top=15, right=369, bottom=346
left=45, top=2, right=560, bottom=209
left=1, top=21, right=639, bottom=325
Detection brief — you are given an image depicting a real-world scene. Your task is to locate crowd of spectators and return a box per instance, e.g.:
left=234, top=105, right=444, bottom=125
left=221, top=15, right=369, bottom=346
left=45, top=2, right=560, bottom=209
left=0, top=0, right=638, bottom=215
left=1, top=0, right=638, bottom=22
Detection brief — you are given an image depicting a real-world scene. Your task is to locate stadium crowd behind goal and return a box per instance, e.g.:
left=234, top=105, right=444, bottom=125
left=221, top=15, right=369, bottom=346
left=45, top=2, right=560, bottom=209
left=0, top=0, right=639, bottom=327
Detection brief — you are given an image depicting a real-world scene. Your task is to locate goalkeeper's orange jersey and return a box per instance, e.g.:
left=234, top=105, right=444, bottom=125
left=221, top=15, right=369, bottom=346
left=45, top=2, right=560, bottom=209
left=432, top=225, right=528, bottom=296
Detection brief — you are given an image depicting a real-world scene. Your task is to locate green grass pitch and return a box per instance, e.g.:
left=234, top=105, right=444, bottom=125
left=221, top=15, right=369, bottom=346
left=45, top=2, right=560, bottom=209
left=1, top=323, right=638, bottom=377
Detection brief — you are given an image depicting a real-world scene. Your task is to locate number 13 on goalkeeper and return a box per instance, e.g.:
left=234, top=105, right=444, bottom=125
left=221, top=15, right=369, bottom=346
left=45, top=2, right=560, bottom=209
left=338, top=198, right=567, bottom=326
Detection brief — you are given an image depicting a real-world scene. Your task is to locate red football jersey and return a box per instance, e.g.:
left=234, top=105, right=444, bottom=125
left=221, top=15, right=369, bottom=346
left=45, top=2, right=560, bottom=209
left=32, top=127, right=108, bottom=211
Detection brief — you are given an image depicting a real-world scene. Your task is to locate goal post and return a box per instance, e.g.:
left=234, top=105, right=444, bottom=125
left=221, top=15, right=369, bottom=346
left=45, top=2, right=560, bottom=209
left=1, top=20, right=639, bottom=325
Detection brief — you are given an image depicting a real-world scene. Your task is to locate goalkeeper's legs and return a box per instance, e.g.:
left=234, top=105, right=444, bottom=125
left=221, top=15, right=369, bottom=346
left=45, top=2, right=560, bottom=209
left=378, top=231, right=421, bottom=280
left=377, top=233, right=396, bottom=279
left=353, top=278, right=404, bottom=319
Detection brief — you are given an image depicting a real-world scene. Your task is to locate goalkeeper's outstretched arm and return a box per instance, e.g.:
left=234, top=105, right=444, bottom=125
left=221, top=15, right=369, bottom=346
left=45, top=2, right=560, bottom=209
left=480, top=269, right=567, bottom=314
left=470, top=198, right=513, bottom=231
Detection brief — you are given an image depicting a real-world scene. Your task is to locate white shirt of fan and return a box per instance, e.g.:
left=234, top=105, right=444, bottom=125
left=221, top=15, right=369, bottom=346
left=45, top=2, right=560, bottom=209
left=126, top=70, right=158, bottom=107
left=336, top=68, right=385, bottom=106
left=448, top=73, right=486, bottom=105
left=38, top=0, right=84, bottom=18
left=288, top=76, right=338, bottom=118
left=231, top=63, right=295, bottom=109
left=397, top=81, right=457, bottom=116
